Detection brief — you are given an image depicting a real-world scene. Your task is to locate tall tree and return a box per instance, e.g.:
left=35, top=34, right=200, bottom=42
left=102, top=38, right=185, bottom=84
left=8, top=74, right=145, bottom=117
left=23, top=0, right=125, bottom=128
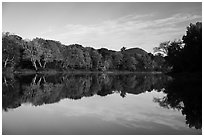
left=182, top=22, right=202, bottom=72
left=23, top=39, right=44, bottom=70
left=2, top=33, right=24, bottom=69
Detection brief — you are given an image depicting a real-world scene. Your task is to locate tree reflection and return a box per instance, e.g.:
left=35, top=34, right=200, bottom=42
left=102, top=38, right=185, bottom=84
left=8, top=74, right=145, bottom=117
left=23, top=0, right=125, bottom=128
left=154, top=74, right=202, bottom=129
left=3, top=73, right=168, bottom=110
left=2, top=73, right=201, bottom=130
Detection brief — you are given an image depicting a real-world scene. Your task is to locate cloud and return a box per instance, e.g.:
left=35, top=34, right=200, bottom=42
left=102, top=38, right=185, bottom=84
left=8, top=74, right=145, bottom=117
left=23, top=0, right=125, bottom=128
left=44, top=91, right=189, bottom=131
left=40, top=13, right=201, bottom=52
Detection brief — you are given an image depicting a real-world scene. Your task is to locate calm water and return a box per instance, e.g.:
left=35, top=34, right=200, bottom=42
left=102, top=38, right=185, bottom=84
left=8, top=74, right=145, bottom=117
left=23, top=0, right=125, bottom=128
left=2, top=73, right=202, bottom=135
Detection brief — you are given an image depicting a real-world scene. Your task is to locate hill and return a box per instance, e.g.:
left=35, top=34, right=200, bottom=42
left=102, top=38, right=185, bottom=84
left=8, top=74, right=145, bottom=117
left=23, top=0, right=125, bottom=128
left=124, top=48, right=148, bottom=57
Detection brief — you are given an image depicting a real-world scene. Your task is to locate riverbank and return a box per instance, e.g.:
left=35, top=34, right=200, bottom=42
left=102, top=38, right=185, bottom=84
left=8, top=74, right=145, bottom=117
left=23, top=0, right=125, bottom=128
left=3, top=69, right=163, bottom=75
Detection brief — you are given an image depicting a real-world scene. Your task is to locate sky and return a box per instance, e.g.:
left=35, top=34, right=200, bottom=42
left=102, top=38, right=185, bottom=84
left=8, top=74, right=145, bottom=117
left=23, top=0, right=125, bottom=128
left=2, top=2, right=202, bottom=52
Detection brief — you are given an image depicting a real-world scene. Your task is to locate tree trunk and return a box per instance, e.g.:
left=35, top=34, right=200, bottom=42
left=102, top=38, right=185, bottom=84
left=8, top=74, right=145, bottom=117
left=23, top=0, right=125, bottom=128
left=37, top=77, right=42, bottom=85
left=4, top=77, right=8, bottom=86
left=43, top=62, right=47, bottom=68
left=4, top=58, right=8, bottom=68
left=33, top=61, right=38, bottom=70
left=43, top=76, right=46, bottom=83
left=38, top=60, right=42, bottom=68
left=32, top=75, right=37, bottom=84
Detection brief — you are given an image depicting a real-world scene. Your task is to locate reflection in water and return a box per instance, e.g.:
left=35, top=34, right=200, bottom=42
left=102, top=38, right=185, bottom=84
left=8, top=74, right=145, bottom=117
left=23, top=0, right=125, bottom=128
left=154, top=74, right=202, bottom=129
left=3, top=73, right=168, bottom=109
left=2, top=73, right=202, bottom=134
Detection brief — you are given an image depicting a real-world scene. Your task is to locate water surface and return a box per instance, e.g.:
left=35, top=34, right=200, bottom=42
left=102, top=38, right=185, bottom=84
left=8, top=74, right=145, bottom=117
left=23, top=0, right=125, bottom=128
left=2, top=73, right=202, bottom=135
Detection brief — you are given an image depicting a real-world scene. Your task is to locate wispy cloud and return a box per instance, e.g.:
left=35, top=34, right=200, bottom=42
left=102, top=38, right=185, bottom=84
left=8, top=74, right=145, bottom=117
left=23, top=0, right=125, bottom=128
left=40, top=13, right=201, bottom=52
left=45, top=91, right=189, bottom=131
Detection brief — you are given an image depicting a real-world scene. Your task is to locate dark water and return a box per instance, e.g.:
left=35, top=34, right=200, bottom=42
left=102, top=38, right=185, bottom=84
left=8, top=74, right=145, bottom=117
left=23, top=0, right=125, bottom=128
left=2, top=72, right=202, bottom=135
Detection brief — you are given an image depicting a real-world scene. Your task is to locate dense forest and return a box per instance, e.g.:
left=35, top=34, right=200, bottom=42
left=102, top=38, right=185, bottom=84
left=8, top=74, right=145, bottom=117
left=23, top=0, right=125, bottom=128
left=2, top=35, right=167, bottom=72
left=2, top=22, right=201, bottom=73
left=2, top=33, right=167, bottom=72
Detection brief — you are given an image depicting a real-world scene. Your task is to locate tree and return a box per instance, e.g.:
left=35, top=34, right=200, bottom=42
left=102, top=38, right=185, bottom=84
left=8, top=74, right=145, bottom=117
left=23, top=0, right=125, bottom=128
left=62, top=44, right=92, bottom=70
left=122, top=54, right=138, bottom=71
left=44, top=40, right=64, bottom=68
left=153, top=41, right=171, bottom=56
left=120, top=47, right=126, bottom=53
left=42, top=48, right=53, bottom=68
left=152, top=54, right=167, bottom=71
left=23, top=39, right=44, bottom=70
left=85, top=47, right=102, bottom=70
left=139, top=54, right=153, bottom=71
left=2, top=33, right=24, bottom=69
left=103, top=59, right=113, bottom=71
left=112, top=52, right=123, bottom=70
left=154, top=40, right=183, bottom=72
left=182, top=22, right=202, bottom=72
left=153, top=22, right=202, bottom=73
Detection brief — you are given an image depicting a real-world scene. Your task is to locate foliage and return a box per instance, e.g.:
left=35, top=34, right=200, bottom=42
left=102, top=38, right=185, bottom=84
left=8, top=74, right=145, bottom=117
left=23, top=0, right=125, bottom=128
left=112, top=52, right=123, bottom=70
left=84, top=47, right=102, bottom=70
left=182, top=22, right=202, bottom=72
left=62, top=44, right=92, bottom=70
left=2, top=32, right=169, bottom=72
left=153, top=22, right=202, bottom=73
left=122, top=53, right=138, bottom=71
left=23, top=38, right=44, bottom=70
left=2, top=33, right=24, bottom=69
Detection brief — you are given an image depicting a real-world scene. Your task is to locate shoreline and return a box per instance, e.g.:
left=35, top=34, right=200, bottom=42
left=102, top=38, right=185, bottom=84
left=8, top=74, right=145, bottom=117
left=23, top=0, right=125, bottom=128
left=3, top=69, right=164, bottom=75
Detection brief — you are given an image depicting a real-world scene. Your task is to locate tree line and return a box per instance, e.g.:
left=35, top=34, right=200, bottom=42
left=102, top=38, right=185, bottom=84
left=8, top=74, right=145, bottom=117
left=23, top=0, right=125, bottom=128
left=2, top=73, right=168, bottom=110
left=2, top=22, right=201, bottom=73
left=2, top=34, right=167, bottom=72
